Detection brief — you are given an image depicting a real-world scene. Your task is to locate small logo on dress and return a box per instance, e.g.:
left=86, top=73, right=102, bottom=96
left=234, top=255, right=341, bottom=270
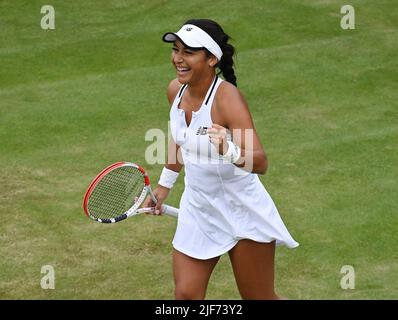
left=196, top=126, right=208, bottom=135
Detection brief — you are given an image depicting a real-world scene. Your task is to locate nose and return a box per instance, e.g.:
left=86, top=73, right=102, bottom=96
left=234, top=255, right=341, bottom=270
left=172, top=51, right=183, bottom=64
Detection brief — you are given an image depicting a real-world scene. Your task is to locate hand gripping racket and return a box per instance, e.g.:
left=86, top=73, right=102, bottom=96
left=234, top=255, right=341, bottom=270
left=83, top=162, right=179, bottom=223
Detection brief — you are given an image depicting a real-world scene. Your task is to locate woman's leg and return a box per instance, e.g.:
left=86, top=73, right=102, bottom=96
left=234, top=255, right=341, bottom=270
left=228, top=239, right=281, bottom=300
left=173, top=248, right=220, bottom=300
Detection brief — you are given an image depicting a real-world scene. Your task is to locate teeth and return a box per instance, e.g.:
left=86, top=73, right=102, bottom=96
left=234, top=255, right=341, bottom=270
left=177, top=67, right=189, bottom=72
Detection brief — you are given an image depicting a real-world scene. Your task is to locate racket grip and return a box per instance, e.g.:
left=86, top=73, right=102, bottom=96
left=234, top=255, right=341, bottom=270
left=161, top=204, right=179, bottom=218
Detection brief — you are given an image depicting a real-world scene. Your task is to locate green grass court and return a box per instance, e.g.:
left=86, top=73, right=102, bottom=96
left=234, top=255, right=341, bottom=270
left=0, top=0, right=397, bottom=299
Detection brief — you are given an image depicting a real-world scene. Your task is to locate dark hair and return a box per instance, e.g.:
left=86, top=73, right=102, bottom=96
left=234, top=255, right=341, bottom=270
left=184, top=19, right=237, bottom=87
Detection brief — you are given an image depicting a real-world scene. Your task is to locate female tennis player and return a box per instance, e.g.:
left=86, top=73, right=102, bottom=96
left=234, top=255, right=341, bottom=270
left=143, top=19, right=299, bottom=300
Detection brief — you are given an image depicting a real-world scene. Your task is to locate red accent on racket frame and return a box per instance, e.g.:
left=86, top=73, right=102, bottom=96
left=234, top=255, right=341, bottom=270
left=134, top=163, right=150, bottom=186
left=82, top=161, right=126, bottom=217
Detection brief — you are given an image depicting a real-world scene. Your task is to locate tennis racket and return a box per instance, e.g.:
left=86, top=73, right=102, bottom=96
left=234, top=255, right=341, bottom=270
left=83, top=162, right=179, bottom=223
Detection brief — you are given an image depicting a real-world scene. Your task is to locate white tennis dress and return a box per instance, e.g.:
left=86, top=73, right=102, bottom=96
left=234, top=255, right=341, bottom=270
left=170, top=77, right=299, bottom=259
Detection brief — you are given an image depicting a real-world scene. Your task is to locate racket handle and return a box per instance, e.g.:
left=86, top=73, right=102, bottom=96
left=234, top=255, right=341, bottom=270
left=161, top=204, right=179, bottom=217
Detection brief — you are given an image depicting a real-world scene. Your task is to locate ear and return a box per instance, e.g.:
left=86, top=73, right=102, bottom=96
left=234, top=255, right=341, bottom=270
left=208, top=55, right=218, bottom=68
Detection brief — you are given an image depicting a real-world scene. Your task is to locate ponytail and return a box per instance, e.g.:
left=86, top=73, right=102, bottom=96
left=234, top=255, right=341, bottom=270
left=217, top=37, right=237, bottom=87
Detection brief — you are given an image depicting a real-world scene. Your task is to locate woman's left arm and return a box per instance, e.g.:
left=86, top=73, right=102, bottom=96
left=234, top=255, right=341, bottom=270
left=208, top=82, right=268, bottom=174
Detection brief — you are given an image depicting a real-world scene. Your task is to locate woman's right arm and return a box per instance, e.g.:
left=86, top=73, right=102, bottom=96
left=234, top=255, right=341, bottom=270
left=142, top=79, right=184, bottom=213
left=165, top=78, right=184, bottom=173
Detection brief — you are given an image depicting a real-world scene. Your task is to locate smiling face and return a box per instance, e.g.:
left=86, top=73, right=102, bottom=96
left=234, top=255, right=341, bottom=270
left=171, top=40, right=218, bottom=85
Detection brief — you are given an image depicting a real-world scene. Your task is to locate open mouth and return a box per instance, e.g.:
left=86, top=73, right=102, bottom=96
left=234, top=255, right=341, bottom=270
left=176, top=66, right=190, bottom=74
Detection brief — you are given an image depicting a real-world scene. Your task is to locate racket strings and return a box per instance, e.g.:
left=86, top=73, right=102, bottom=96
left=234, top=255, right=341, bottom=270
left=87, top=166, right=145, bottom=219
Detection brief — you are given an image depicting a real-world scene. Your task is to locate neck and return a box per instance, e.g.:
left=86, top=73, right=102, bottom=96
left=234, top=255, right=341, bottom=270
left=187, top=72, right=216, bottom=100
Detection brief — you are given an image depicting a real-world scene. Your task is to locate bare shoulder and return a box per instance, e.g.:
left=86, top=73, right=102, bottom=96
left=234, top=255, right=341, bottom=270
left=215, top=80, right=250, bottom=115
left=213, top=80, right=256, bottom=129
left=167, top=78, right=183, bottom=105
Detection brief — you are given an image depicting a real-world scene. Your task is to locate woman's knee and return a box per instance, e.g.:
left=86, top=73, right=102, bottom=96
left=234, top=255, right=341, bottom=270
left=174, top=285, right=205, bottom=300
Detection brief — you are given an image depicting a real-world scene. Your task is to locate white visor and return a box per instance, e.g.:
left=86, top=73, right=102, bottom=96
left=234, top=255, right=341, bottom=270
left=162, top=24, right=223, bottom=61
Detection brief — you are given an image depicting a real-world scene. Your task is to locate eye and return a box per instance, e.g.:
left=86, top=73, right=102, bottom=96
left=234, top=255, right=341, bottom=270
left=172, top=47, right=178, bottom=52
left=184, top=49, right=193, bottom=55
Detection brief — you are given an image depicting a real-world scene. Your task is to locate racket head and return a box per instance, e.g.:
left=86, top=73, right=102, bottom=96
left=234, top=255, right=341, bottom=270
left=83, top=162, right=150, bottom=223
